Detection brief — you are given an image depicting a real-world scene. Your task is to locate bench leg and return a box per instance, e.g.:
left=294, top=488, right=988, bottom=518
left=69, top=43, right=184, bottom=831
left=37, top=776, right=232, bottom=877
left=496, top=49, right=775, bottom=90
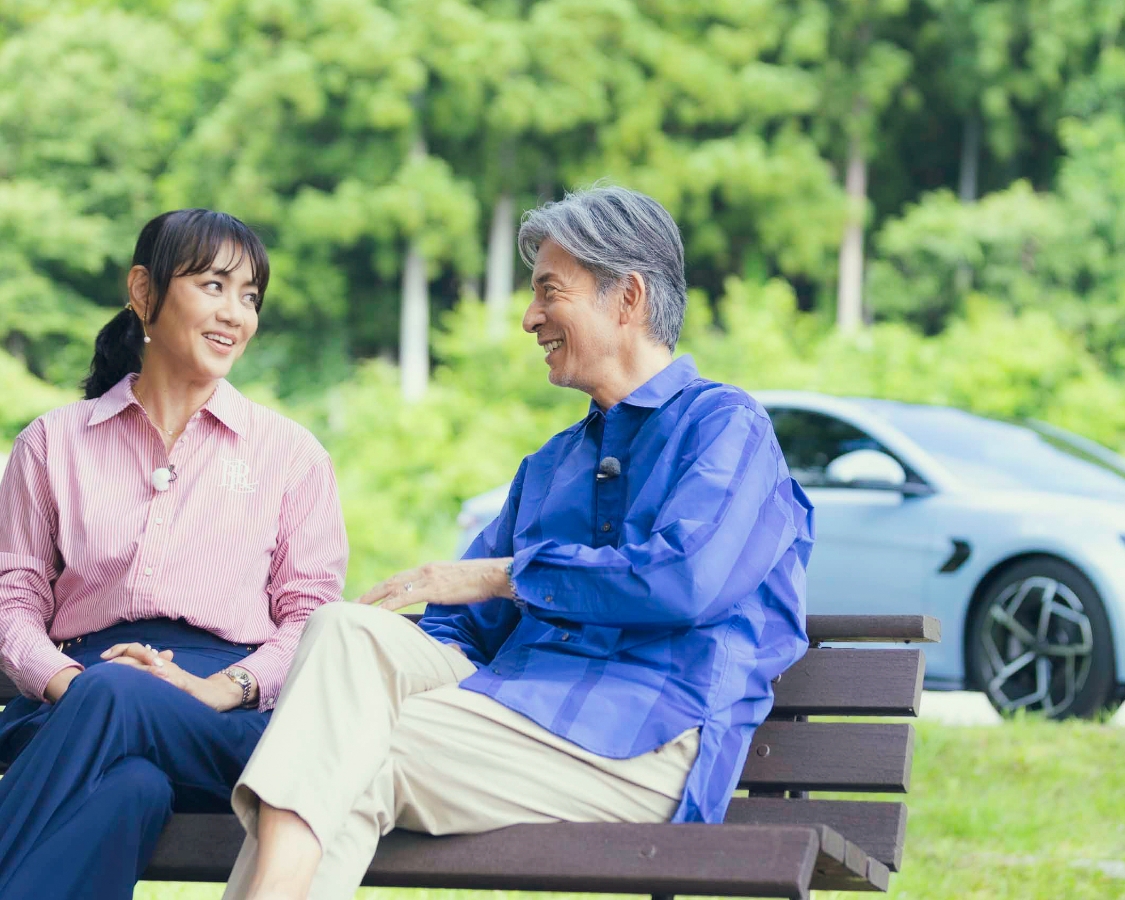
left=652, top=893, right=675, bottom=900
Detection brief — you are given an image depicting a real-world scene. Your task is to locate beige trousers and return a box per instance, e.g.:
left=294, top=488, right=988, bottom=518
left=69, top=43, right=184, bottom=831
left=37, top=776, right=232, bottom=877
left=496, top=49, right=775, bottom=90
left=222, top=603, right=698, bottom=900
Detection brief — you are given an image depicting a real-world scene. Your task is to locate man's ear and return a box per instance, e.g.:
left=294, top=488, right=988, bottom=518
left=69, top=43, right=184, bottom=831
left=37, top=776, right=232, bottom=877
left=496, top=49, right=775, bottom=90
left=619, top=272, right=647, bottom=326
left=126, top=266, right=153, bottom=322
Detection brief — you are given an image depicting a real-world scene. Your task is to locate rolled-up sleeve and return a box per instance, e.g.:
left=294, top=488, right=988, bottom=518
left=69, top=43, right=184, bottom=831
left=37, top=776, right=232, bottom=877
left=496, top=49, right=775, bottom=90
left=237, top=455, right=347, bottom=710
left=509, top=404, right=799, bottom=630
left=0, top=427, right=83, bottom=700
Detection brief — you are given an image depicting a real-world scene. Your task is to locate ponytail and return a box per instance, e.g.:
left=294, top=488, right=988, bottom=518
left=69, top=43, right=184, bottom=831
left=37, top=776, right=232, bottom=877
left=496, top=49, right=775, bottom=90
left=82, top=308, right=145, bottom=400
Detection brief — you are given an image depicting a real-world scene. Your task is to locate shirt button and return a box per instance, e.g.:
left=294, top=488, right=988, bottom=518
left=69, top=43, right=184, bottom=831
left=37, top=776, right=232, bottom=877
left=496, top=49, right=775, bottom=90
left=491, top=667, right=501, bottom=674
left=601, top=522, right=613, bottom=533
left=143, top=567, right=153, bottom=576
left=543, top=595, right=553, bottom=604
left=560, top=633, right=570, bottom=642
left=155, top=517, right=164, bottom=525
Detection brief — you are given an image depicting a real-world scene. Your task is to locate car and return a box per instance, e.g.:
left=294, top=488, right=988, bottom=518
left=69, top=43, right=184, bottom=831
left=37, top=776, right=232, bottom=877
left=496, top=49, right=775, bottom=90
left=454, top=392, right=1125, bottom=719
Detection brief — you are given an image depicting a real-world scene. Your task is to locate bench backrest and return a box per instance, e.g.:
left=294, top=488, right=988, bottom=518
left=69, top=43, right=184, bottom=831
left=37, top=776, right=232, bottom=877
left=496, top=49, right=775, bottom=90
left=730, top=613, right=938, bottom=884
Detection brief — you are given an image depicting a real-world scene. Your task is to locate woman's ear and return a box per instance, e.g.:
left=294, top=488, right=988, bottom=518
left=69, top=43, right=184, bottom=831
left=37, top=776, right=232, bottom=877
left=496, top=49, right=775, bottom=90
left=126, top=266, right=152, bottom=322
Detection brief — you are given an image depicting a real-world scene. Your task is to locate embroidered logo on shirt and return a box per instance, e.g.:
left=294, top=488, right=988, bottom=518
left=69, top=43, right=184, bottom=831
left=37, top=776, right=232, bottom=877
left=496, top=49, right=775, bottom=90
left=219, top=458, right=259, bottom=494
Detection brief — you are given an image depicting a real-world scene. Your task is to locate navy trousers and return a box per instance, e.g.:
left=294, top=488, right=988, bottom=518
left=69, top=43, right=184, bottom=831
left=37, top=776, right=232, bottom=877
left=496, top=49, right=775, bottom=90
left=0, top=619, right=271, bottom=899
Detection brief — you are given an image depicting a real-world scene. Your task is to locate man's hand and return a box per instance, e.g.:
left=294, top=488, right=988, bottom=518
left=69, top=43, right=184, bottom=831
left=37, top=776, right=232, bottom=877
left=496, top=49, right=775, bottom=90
left=358, top=558, right=514, bottom=612
left=101, top=642, right=253, bottom=712
left=44, top=666, right=82, bottom=703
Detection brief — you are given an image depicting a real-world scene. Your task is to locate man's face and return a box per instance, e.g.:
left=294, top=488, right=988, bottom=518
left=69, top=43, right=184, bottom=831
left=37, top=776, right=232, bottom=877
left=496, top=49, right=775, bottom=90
left=523, top=239, right=619, bottom=395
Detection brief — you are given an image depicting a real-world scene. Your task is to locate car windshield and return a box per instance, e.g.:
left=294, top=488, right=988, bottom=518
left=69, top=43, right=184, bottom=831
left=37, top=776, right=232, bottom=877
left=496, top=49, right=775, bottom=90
left=859, top=401, right=1125, bottom=501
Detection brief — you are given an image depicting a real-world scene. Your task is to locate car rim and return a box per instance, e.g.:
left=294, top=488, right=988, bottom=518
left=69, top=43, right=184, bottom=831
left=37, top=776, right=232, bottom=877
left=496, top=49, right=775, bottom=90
left=980, top=576, right=1094, bottom=716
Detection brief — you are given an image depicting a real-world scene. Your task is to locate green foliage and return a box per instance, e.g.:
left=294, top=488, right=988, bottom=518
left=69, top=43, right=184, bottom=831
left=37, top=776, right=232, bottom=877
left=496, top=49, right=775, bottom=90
left=3, top=0, right=1122, bottom=392
left=867, top=110, right=1125, bottom=366
left=0, top=350, right=76, bottom=447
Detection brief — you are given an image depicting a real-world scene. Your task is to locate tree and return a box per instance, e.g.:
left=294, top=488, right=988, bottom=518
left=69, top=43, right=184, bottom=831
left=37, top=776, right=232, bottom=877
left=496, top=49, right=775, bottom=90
left=159, top=0, right=483, bottom=396
left=810, top=0, right=913, bottom=331
left=0, top=5, right=198, bottom=385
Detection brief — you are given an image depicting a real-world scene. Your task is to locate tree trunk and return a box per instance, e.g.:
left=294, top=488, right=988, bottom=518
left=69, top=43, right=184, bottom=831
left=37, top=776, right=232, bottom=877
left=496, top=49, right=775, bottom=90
left=954, top=112, right=981, bottom=294
left=485, top=189, right=516, bottom=338
left=958, top=111, right=981, bottom=203
left=836, top=138, right=867, bottom=332
left=400, top=240, right=429, bottom=402
left=400, top=136, right=429, bottom=402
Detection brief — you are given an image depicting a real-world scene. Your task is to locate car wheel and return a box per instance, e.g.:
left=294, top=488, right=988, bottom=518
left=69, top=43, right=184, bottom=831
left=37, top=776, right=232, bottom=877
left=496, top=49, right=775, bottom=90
left=967, top=557, right=1117, bottom=719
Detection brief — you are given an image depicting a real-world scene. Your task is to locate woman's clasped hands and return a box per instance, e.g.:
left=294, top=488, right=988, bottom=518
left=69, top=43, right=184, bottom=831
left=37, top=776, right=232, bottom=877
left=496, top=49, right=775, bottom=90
left=100, top=642, right=247, bottom=711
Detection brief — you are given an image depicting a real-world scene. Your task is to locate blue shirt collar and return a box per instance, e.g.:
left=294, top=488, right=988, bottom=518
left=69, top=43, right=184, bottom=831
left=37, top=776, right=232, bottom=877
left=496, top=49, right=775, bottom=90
left=587, top=355, right=701, bottom=416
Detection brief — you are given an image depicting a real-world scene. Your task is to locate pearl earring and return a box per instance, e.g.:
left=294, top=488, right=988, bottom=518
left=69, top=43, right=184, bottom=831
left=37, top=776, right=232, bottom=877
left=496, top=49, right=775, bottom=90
left=144, top=335, right=151, bottom=344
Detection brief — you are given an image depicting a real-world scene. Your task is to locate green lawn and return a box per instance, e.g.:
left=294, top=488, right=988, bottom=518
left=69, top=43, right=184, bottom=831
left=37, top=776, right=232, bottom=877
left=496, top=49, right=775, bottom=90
left=135, top=718, right=1125, bottom=900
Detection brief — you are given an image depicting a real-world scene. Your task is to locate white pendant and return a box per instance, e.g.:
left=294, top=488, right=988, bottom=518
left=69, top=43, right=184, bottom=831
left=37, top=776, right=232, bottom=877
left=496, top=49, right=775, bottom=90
left=151, top=467, right=172, bottom=492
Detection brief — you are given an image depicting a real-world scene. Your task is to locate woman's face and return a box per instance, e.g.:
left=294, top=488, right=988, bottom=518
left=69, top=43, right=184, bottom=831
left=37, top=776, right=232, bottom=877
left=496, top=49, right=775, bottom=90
left=135, top=243, right=261, bottom=383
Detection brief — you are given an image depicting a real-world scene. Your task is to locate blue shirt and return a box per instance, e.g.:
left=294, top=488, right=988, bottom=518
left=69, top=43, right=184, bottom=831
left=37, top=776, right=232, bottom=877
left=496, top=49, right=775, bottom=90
left=420, top=356, right=814, bottom=823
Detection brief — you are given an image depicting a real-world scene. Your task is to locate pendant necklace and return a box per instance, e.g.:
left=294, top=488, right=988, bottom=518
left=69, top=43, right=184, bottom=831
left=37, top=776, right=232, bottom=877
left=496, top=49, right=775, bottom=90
left=134, top=388, right=178, bottom=438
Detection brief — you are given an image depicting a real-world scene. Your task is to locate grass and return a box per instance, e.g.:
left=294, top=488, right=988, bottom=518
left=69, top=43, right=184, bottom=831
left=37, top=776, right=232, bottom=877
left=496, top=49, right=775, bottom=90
left=134, top=718, right=1125, bottom=900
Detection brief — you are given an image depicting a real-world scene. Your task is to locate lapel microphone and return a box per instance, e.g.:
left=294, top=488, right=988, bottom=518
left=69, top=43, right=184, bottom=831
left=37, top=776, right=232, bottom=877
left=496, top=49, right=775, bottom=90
left=596, top=457, right=622, bottom=481
left=151, top=464, right=177, bottom=492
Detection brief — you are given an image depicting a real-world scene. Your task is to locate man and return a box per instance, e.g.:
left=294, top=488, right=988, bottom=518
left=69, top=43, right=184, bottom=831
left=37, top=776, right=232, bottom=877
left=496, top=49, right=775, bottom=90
left=224, top=186, right=814, bottom=900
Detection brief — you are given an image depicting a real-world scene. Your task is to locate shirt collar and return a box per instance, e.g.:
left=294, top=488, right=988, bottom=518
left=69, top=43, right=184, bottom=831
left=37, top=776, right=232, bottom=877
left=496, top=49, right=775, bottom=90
left=200, top=378, right=249, bottom=437
left=587, top=354, right=701, bottom=416
left=87, top=373, right=249, bottom=438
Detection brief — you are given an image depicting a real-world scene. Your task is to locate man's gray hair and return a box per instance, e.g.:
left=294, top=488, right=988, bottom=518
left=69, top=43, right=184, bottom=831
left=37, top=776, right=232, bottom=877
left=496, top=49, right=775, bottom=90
left=517, top=186, right=687, bottom=351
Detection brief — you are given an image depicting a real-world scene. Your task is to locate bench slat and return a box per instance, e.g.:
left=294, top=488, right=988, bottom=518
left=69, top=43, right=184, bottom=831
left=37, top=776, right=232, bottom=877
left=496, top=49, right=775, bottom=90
left=807, top=615, right=940, bottom=644
left=771, top=648, right=923, bottom=717
left=143, top=815, right=883, bottom=899
left=366, top=823, right=823, bottom=896
left=725, top=798, right=907, bottom=871
left=742, top=722, right=914, bottom=793
left=805, top=826, right=891, bottom=893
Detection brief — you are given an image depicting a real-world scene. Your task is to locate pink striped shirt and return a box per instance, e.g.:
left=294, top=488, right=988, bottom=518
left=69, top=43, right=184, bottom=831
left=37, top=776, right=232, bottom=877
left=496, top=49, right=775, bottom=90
left=0, top=374, right=347, bottom=710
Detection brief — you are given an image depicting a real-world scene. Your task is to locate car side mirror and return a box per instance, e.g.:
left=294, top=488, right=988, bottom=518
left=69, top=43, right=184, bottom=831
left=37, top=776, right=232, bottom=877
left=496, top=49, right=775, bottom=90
left=826, top=449, right=908, bottom=490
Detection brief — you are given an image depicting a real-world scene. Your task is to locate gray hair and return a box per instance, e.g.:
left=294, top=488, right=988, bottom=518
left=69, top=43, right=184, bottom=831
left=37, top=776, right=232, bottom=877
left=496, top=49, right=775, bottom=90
left=517, top=186, right=687, bottom=351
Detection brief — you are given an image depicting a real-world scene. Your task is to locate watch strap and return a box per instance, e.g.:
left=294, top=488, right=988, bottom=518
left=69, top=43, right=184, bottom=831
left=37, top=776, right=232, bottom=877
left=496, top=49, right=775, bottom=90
left=220, top=667, right=254, bottom=709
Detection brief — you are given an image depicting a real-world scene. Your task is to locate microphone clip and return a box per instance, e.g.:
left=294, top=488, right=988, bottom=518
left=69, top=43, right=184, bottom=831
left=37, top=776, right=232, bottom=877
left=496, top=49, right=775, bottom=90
left=596, top=456, right=622, bottom=482
left=152, top=464, right=177, bottom=492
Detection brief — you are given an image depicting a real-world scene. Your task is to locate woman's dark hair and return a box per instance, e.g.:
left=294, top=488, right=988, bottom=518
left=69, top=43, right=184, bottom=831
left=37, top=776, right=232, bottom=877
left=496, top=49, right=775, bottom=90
left=83, top=209, right=270, bottom=399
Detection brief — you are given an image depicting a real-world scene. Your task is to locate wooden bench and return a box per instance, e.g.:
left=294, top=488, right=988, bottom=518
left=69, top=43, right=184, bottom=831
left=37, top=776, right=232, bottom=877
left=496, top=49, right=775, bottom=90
left=0, top=613, right=939, bottom=900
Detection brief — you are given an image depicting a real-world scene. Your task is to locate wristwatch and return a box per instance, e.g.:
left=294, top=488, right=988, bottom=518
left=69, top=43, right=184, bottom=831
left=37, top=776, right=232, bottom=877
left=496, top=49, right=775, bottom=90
left=220, top=667, right=255, bottom=709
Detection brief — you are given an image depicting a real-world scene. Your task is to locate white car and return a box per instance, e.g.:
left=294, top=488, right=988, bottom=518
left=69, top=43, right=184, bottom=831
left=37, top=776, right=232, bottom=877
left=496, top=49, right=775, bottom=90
left=456, top=392, right=1125, bottom=719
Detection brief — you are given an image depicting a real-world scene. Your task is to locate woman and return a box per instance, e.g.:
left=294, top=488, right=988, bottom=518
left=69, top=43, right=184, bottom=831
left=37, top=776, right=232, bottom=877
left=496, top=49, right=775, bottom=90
left=0, top=209, right=348, bottom=899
